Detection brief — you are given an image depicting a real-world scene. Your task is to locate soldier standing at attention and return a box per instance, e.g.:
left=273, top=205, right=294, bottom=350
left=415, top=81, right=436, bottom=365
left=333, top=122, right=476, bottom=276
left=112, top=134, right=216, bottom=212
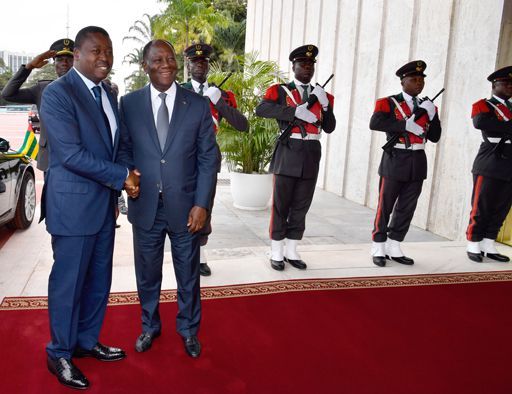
left=255, top=45, right=336, bottom=271
left=466, top=66, right=512, bottom=263
left=182, top=43, right=248, bottom=276
left=370, top=60, right=442, bottom=267
left=2, top=38, right=74, bottom=172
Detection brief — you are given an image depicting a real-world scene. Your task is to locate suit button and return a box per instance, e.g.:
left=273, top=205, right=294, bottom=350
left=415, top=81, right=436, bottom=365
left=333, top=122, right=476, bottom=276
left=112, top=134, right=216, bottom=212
left=161, top=159, right=166, bottom=164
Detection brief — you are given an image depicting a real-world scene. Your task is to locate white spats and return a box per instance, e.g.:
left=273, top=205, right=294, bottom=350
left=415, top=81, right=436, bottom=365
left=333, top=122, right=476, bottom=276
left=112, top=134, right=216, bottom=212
left=466, top=241, right=481, bottom=254
left=371, top=242, right=386, bottom=257
left=285, top=239, right=301, bottom=260
left=271, top=240, right=284, bottom=261
left=480, top=238, right=498, bottom=254
left=200, top=246, right=207, bottom=264
left=386, top=239, right=404, bottom=258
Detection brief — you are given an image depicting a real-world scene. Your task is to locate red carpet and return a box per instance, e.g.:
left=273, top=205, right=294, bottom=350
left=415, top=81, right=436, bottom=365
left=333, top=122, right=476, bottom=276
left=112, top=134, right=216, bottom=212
left=0, top=273, right=511, bottom=394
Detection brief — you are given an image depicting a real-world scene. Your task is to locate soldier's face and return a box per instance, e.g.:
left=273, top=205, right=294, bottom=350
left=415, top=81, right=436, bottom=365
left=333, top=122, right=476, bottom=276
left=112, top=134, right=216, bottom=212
left=188, top=58, right=209, bottom=83
left=54, top=55, right=73, bottom=77
left=493, top=80, right=512, bottom=99
left=74, top=32, right=113, bottom=84
left=401, top=75, right=425, bottom=97
left=143, top=41, right=178, bottom=92
left=293, top=60, right=315, bottom=84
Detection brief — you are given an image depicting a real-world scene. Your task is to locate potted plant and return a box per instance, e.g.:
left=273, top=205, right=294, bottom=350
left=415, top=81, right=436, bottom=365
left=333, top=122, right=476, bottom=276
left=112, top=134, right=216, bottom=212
left=209, top=53, right=284, bottom=210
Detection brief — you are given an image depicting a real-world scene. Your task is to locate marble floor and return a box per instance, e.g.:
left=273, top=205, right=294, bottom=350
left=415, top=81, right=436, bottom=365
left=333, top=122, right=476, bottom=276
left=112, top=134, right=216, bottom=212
left=1, top=183, right=510, bottom=302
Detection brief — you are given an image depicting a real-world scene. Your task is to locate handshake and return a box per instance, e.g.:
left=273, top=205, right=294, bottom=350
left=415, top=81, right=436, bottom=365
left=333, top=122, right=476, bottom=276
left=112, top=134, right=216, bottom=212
left=124, top=169, right=141, bottom=198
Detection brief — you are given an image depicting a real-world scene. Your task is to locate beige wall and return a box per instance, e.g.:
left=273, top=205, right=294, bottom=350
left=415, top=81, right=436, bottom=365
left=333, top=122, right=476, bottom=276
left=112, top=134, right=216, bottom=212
left=246, top=0, right=507, bottom=240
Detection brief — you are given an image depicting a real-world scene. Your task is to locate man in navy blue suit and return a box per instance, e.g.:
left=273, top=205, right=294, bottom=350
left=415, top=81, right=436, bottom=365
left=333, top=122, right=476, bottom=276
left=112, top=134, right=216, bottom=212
left=117, top=39, right=218, bottom=358
left=40, top=26, right=140, bottom=390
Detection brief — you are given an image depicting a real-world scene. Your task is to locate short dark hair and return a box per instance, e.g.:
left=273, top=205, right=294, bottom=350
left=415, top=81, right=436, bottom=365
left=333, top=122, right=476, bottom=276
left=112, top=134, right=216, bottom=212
left=75, top=26, right=110, bottom=49
left=142, top=39, right=176, bottom=62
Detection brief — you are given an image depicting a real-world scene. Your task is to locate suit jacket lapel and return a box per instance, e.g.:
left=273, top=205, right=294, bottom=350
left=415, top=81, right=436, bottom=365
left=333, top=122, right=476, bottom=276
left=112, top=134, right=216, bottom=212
left=143, top=85, right=163, bottom=153
left=163, top=83, right=188, bottom=155
left=68, top=70, right=113, bottom=154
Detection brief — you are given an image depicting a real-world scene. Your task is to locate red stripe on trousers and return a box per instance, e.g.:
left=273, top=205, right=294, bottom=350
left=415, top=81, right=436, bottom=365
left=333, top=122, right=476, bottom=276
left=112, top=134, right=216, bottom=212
left=372, top=177, right=386, bottom=239
left=467, top=175, right=484, bottom=241
left=269, top=175, right=276, bottom=239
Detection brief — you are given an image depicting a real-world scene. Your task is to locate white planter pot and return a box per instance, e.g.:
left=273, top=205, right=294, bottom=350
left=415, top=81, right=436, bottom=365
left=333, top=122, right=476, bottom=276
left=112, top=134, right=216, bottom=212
left=230, top=172, right=272, bottom=210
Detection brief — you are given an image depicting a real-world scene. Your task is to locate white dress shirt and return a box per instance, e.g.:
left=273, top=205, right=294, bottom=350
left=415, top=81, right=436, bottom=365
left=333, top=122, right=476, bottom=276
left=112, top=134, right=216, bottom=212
left=150, top=82, right=177, bottom=129
left=74, top=67, right=117, bottom=142
left=402, top=91, right=418, bottom=112
left=294, top=79, right=310, bottom=102
left=191, top=79, right=209, bottom=95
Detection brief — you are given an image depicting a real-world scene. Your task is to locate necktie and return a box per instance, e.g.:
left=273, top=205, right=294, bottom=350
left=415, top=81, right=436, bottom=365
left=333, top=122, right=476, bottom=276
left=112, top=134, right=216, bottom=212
left=412, top=96, right=419, bottom=111
left=156, top=92, right=169, bottom=150
left=301, top=84, right=309, bottom=102
left=505, top=100, right=512, bottom=112
left=92, top=86, right=112, bottom=141
left=198, top=83, right=204, bottom=96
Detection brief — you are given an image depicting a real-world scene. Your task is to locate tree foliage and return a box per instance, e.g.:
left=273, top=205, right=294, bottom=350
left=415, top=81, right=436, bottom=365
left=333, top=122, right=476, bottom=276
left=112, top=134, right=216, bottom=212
left=210, top=52, right=285, bottom=173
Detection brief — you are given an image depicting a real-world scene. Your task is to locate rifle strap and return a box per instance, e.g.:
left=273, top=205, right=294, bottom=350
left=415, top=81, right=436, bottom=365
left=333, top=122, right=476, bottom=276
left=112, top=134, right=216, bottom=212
left=281, top=85, right=299, bottom=106
left=486, top=100, right=510, bottom=121
left=390, top=97, right=409, bottom=119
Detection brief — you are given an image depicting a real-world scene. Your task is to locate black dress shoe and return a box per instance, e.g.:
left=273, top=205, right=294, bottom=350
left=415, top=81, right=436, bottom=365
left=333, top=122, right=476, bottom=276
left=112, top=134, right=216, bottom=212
left=372, top=256, right=386, bottom=267
left=284, top=257, right=307, bottom=269
left=270, top=259, right=284, bottom=271
left=200, top=263, right=212, bottom=276
left=135, top=331, right=161, bottom=353
left=467, top=252, right=483, bottom=262
left=482, top=252, right=510, bottom=262
left=386, top=255, right=414, bottom=265
left=74, top=343, right=126, bottom=362
left=183, top=335, right=201, bottom=358
left=47, top=356, right=89, bottom=390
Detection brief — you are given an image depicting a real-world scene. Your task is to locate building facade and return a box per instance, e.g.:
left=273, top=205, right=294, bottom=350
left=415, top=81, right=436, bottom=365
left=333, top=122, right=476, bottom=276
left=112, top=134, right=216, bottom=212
left=245, top=0, right=512, bottom=241
left=0, top=51, right=34, bottom=73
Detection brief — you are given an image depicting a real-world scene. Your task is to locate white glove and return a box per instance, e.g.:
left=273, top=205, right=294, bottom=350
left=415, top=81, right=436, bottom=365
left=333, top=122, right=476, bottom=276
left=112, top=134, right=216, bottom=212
left=405, top=115, right=424, bottom=136
left=295, top=103, right=318, bottom=124
left=419, top=99, right=436, bottom=120
left=203, top=86, right=221, bottom=105
left=311, top=85, right=329, bottom=108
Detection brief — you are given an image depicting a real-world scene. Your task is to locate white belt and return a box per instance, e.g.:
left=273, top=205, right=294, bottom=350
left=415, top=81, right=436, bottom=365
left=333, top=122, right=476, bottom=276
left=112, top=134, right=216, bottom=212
left=289, top=133, right=321, bottom=140
left=486, top=137, right=512, bottom=144
left=394, top=143, right=425, bottom=150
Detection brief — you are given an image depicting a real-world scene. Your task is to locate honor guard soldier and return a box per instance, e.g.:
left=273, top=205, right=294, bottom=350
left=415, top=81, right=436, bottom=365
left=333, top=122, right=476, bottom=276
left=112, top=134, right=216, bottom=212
left=255, top=44, right=336, bottom=271
left=1, top=38, right=74, bottom=172
left=370, top=60, right=442, bottom=267
left=466, top=66, right=512, bottom=263
left=182, top=43, right=248, bottom=276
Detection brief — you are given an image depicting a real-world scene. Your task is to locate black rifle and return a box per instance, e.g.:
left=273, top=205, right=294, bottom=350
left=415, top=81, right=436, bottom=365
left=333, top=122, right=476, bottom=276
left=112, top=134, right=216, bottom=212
left=381, top=88, right=445, bottom=154
left=278, top=74, right=335, bottom=143
left=216, top=72, right=233, bottom=89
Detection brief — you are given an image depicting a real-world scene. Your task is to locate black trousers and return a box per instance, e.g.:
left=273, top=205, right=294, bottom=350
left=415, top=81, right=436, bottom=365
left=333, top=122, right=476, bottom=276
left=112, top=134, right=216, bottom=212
left=270, top=174, right=317, bottom=241
left=372, top=176, right=423, bottom=242
left=466, top=174, right=512, bottom=242
left=198, top=173, right=217, bottom=247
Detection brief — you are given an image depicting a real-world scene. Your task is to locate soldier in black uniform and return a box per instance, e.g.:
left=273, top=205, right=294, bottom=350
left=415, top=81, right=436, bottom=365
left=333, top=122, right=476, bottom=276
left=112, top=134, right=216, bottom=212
left=370, top=60, right=442, bottom=267
left=466, top=66, right=512, bottom=263
left=182, top=43, right=248, bottom=276
left=1, top=38, right=74, bottom=172
left=255, top=45, right=336, bottom=271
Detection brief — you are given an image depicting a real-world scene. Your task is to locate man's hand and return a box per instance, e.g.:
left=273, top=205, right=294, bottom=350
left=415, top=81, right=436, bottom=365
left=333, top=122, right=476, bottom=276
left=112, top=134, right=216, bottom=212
left=187, top=206, right=207, bottom=233
left=311, top=85, right=329, bottom=108
left=26, top=50, right=57, bottom=70
left=405, top=115, right=424, bottom=137
left=124, top=169, right=140, bottom=198
left=419, top=99, right=436, bottom=120
left=203, top=86, right=221, bottom=105
left=295, top=103, right=318, bottom=124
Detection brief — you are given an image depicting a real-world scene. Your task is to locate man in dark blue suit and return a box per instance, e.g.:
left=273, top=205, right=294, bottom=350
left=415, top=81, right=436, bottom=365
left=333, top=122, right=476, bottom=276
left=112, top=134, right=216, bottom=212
left=117, top=39, right=218, bottom=358
left=40, top=26, right=140, bottom=390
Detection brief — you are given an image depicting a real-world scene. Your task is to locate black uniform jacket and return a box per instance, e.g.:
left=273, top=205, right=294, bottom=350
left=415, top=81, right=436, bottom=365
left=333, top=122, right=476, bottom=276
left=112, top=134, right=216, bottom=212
left=370, top=93, right=442, bottom=182
left=255, top=81, right=336, bottom=179
left=1, top=65, right=52, bottom=171
left=471, top=97, right=512, bottom=181
left=182, top=80, right=248, bottom=172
